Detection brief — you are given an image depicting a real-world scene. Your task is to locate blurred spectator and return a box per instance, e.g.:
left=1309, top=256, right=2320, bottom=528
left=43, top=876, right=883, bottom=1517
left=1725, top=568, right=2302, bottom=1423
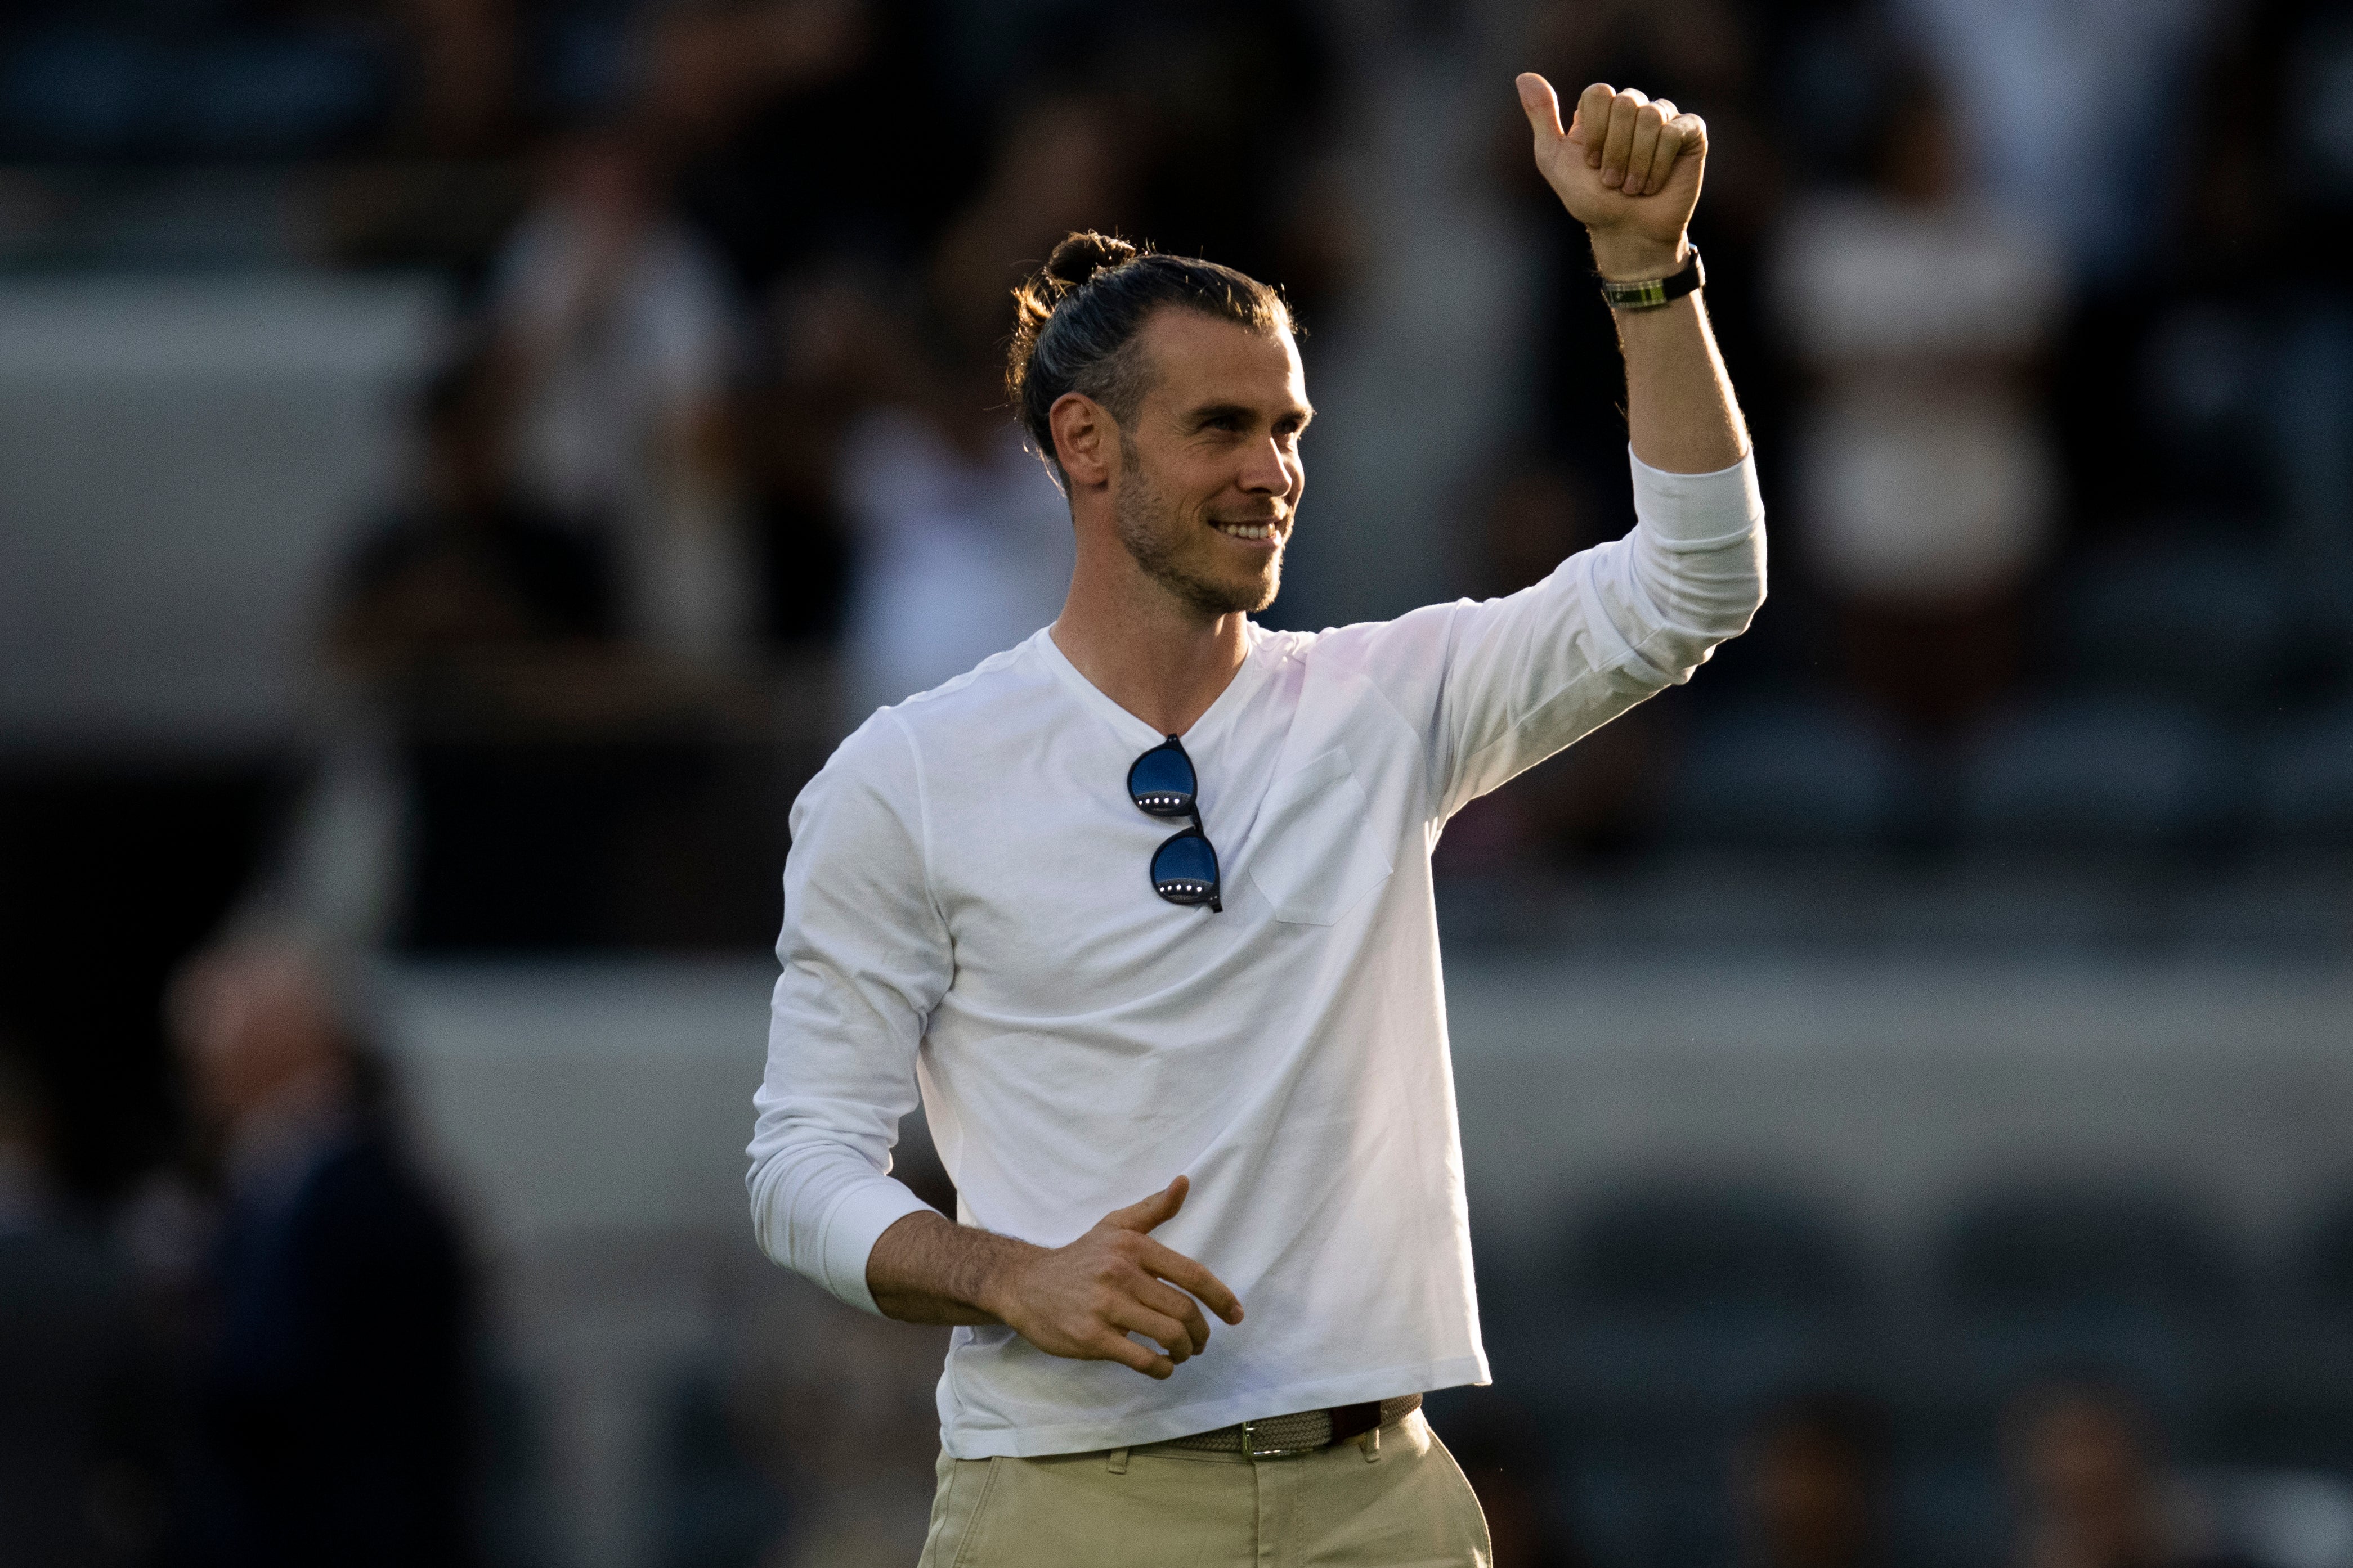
left=324, top=343, right=619, bottom=950
left=387, top=0, right=524, bottom=158
left=837, top=377, right=1077, bottom=711
left=739, top=279, right=866, bottom=653
left=832, top=91, right=1121, bottom=713
left=1772, top=65, right=2064, bottom=735
left=330, top=347, right=620, bottom=681
left=166, top=934, right=476, bottom=1567
left=0, top=1042, right=167, bottom=1567
left=325, top=343, right=782, bottom=951
left=1736, top=1390, right=1893, bottom=1568
left=1893, top=0, right=2216, bottom=285
left=313, top=0, right=535, bottom=276
left=314, top=347, right=620, bottom=949
left=490, top=125, right=752, bottom=664
left=1072, top=1, right=1338, bottom=294
left=922, top=90, right=1139, bottom=352
left=659, top=0, right=981, bottom=291
left=2004, top=1381, right=2258, bottom=1568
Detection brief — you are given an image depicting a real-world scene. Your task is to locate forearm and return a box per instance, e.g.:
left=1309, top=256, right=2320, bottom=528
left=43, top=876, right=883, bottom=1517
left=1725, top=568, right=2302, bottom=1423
left=1514, top=71, right=1748, bottom=477
left=868, top=1178, right=1241, bottom=1378
left=866, top=1209, right=1038, bottom=1325
left=1620, top=449, right=1767, bottom=650
left=1592, top=233, right=1749, bottom=474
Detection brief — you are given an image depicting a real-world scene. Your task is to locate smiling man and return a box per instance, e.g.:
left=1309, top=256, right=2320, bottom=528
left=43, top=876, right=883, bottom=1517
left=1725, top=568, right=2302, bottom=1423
left=750, top=75, right=1767, bottom=1566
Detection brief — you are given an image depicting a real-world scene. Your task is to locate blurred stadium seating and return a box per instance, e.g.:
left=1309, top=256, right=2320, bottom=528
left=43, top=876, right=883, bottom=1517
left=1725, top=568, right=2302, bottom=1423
left=1, top=0, right=2349, bottom=1565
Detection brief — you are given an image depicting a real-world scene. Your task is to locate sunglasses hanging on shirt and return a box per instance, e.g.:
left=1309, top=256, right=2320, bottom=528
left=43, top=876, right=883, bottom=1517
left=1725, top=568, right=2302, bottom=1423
left=1128, top=735, right=1223, bottom=912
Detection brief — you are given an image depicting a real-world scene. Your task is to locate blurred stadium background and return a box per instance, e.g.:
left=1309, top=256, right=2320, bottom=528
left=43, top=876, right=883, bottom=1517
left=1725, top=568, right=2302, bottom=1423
left=0, top=0, right=2350, bottom=1565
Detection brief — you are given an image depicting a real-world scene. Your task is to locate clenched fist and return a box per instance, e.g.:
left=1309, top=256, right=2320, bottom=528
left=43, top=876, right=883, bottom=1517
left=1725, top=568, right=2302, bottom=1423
left=1517, top=73, right=1706, bottom=281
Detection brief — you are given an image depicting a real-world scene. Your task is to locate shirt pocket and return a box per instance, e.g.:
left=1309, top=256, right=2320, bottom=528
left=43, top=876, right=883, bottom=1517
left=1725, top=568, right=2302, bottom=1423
left=1245, top=747, right=1395, bottom=925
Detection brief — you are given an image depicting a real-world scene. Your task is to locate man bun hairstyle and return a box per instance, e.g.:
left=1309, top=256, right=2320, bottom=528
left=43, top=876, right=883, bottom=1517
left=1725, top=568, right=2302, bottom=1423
left=1007, top=230, right=1293, bottom=482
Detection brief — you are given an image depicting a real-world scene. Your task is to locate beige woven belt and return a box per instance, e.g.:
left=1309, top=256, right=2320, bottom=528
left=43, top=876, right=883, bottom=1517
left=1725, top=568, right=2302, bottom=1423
left=1158, top=1394, right=1423, bottom=1458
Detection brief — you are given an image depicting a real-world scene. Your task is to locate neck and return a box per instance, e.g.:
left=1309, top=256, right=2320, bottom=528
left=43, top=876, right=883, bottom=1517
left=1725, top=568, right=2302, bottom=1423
left=1050, top=528, right=1251, bottom=737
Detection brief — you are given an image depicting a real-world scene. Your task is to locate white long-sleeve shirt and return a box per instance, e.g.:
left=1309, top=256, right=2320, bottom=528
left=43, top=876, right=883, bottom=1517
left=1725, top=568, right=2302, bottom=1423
left=748, top=450, right=1767, bottom=1458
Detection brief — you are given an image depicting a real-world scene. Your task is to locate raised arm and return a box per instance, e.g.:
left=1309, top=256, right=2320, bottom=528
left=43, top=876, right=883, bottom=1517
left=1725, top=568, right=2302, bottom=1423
left=1316, top=77, right=1764, bottom=820
left=1516, top=73, right=1749, bottom=474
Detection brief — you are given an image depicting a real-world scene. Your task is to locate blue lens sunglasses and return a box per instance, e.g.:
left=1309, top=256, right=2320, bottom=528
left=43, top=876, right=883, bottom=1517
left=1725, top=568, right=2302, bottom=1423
left=1128, top=735, right=1222, bottom=912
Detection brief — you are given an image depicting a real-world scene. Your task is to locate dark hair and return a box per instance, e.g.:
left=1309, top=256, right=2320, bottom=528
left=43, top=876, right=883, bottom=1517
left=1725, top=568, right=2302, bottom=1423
left=1006, top=231, right=1292, bottom=481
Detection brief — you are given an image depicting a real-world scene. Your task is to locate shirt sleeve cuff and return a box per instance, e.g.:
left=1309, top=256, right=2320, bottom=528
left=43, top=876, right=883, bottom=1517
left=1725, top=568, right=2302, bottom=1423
left=1629, top=446, right=1764, bottom=546
left=819, top=1179, right=940, bottom=1316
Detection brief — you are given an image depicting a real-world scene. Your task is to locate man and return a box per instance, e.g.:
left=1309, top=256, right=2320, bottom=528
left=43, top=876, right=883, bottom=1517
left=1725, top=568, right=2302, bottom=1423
left=168, top=936, right=476, bottom=1567
left=749, top=74, right=1763, bottom=1565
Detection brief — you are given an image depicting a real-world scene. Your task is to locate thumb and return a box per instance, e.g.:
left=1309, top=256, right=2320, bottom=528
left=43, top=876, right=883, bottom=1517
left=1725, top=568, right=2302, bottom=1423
left=1105, top=1174, right=1187, bottom=1233
left=1516, top=72, right=1565, bottom=141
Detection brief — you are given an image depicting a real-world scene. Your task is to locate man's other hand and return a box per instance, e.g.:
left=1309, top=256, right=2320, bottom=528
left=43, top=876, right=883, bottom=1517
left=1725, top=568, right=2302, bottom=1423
left=984, top=1175, right=1245, bottom=1380
left=1517, top=73, right=1705, bottom=280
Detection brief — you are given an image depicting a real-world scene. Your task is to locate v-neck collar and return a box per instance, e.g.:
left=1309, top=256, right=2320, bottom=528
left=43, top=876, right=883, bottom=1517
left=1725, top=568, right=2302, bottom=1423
left=1030, top=622, right=1272, bottom=754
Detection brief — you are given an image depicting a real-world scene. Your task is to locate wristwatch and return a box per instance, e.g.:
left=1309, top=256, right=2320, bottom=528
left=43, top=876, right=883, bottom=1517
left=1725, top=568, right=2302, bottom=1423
left=1598, top=246, right=1703, bottom=311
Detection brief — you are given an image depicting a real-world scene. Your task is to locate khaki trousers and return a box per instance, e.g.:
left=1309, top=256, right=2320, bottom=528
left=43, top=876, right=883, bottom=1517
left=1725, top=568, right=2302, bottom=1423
left=914, top=1410, right=1493, bottom=1568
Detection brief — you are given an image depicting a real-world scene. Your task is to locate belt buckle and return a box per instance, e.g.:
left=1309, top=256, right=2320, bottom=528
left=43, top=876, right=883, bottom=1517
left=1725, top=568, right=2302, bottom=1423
left=1239, top=1417, right=1307, bottom=1459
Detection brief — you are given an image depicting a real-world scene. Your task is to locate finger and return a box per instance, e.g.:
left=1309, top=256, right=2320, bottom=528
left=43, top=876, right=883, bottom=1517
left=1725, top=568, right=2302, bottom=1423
left=1136, top=1277, right=1214, bottom=1354
left=1138, top=1237, right=1244, bottom=1325
left=1634, top=99, right=1680, bottom=195
left=1088, top=1329, right=1175, bottom=1379
left=1635, top=116, right=1686, bottom=198
left=1104, top=1174, right=1186, bottom=1233
left=1514, top=71, right=1564, bottom=142
left=1647, top=113, right=1705, bottom=198
left=1106, top=1300, right=1196, bottom=1363
left=1623, top=100, right=1665, bottom=196
left=1574, top=82, right=1614, bottom=165
left=1600, top=88, right=1650, bottom=188
left=1672, top=111, right=1708, bottom=169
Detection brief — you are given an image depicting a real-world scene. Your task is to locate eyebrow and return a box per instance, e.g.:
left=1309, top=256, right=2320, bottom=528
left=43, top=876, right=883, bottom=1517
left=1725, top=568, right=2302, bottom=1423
left=1185, top=400, right=1316, bottom=429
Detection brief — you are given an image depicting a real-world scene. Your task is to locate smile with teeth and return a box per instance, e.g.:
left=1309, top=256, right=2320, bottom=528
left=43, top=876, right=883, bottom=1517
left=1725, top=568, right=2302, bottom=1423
left=1213, top=521, right=1279, bottom=540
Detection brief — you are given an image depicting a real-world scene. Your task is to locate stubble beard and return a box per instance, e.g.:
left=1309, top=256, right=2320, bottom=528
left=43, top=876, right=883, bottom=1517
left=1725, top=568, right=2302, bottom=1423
left=1111, top=446, right=1284, bottom=618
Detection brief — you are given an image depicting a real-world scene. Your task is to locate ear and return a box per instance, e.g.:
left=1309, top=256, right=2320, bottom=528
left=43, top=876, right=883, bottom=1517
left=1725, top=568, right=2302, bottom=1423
left=1048, top=392, right=1117, bottom=490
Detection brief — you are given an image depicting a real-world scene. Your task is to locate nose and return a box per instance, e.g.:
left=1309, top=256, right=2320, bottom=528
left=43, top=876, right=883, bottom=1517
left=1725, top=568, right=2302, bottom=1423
left=1237, top=434, right=1297, bottom=499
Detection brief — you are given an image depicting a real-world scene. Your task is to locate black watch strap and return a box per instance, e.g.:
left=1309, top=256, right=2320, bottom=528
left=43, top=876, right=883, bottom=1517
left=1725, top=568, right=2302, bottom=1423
left=1598, top=246, right=1704, bottom=311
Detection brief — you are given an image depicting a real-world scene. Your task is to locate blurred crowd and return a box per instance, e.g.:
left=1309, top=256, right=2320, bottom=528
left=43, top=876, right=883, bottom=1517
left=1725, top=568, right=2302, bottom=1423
left=248, top=0, right=1337, bottom=949
left=2, top=934, right=474, bottom=1565
left=1446, top=0, right=2353, bottom=870
left=2, top=0, right=2342, bottom=948
left=3, top=0, right=2353, bottom=1564
left=19, top=936, right=2353, bottom=1568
